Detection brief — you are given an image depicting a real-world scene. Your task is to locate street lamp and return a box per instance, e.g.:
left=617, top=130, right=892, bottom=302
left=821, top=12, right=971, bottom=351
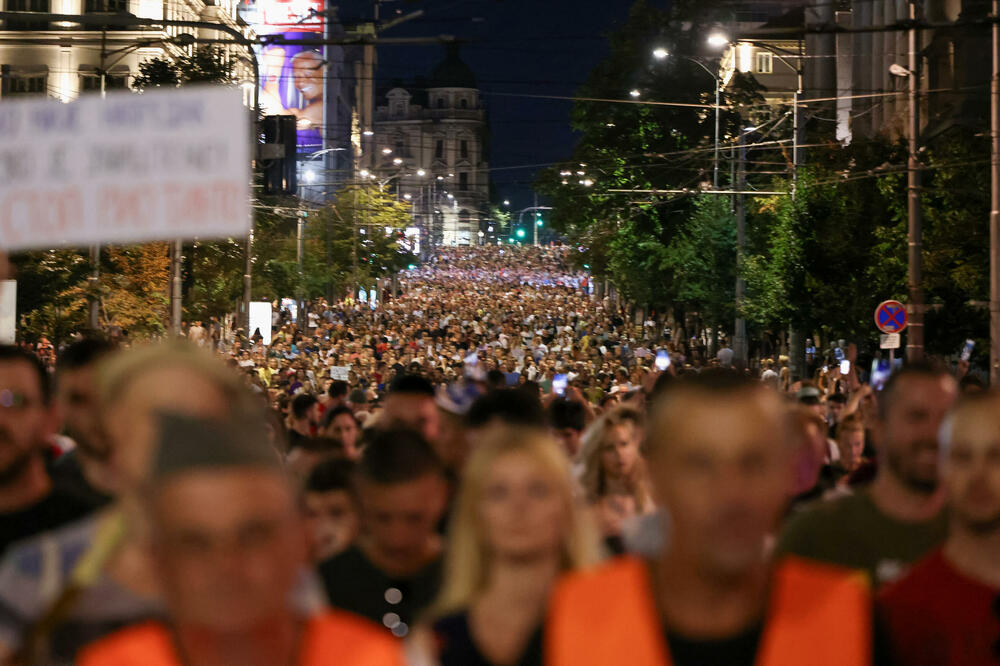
left=629, top=89, right=641, bottom=98
left=706, top=32, right=729, bottom=49
left=416, top=169, right=426, bottom=177
left=652, top=47, right=721, bottom=189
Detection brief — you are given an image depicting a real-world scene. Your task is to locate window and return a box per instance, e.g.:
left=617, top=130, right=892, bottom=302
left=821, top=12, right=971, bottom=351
left=2, top=73, right=47, bottom=96
left=394, top=139, right=405, bottom=156
left=435, top=139, right=444, bottom=159
left=460, top=140, right=468, bottom=159
left=5, top=0, right=50, bottom=29
left=755, top=51, right=773, bottom=74
left=459, top=172, right=469, bottom=191
left=81, top=71, right=129, bottom=92
left=436, top=97, right=446, bottom=109
left=459, top=98, right=468, bottom=109
left=84, top=0, right=128, bottom=12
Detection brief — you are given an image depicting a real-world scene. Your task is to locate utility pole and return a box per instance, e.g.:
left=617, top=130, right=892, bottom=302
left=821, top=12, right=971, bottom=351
left=171, top=241, right=182, bottom=336
left=733, top=131, right=748, bottom=368
left=991, top=0, right=1000, bottom=384
left=297, top=208, right=306, bottom=323
left=906, top=0, right=925, bottom=362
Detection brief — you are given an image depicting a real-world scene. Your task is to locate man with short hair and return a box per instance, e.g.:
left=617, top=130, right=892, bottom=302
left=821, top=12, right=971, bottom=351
left=288, top=393, right=320, bottom=445
left=547, top=397, right=587, bottom=458
left=876, top=392, right=1000, bottom=664
left=319, top=429, right=447, bottom=637
left=303, top=458, right=359, bottom=562
left=547, top=371, right=871, bottom=665
left=79, top=412, right=401, bottom=666
left=778, top=362, right=958, bottom=586
left=381, top=375, right=440, bottom=445
left=49, top=337, right=117, bottom=512
left=0, top=346, right=91, bottom=556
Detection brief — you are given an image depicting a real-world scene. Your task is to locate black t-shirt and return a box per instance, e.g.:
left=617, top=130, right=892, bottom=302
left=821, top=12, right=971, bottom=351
left=432, top=611, right=543, bottom=666
left=318, top=545, right=442, bottom=637
left=49, top=450, right=113, bottom=515
left=666, top=622, right=763, bottom=666
left=0, top=487, right=94, bottom=556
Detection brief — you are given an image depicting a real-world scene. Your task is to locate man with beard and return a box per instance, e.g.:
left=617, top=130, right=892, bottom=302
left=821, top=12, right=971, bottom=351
left=0, top=346, right=92, bottom=556
left=778, top=362, right=957, bottom=587
left=876, top=392, right=1000, bottom=665
left=48, top=338, right=117, bottom=512
left=547, top=371, right=871, bottom=665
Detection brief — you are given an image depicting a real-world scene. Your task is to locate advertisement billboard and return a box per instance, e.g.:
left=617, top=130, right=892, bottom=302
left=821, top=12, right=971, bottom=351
left=239, top=0, right=325, bottom=153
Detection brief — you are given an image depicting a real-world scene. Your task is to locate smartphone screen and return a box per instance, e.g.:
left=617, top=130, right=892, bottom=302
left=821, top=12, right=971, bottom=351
left=655, top=350, right=671, bottom=371
left=834, top=347, right=845, bottom=362
left=553, top=374, right=568, bottom=396
left=840, top=360, right=851, bottom=374
left=961, top=339, right=975, bottom=362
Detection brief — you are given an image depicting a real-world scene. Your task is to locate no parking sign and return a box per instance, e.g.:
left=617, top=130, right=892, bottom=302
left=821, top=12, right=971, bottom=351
left=875, top=300, right=908, bottom=334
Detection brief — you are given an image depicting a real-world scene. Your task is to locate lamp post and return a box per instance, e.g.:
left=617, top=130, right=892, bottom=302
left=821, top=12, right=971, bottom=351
left=652, top=47, right=721, bottom=189
left=889, top=2, right=924, bottom=362
left=991, top=0, right=1000, bottom=383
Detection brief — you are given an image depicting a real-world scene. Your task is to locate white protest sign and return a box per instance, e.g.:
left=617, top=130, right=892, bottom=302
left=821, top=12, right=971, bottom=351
left=330, top=366, right=351, bottom=381
left=0, top=86, right=250, bottom=250
left=248, top=301, right=272, bottom=346
left=0, top=281, right=15, bottom=344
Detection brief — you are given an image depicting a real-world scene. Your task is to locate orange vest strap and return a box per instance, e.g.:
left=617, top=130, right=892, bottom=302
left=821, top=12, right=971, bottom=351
left=546, top=556, right=871, bottom=666
left=78, top=613, right=403, bottom=666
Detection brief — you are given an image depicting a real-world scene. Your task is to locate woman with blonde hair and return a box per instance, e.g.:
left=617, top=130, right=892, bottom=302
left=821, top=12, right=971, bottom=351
left=408, top=427, right=598, bottom=666
left=578, top=404, right=654, bottom=552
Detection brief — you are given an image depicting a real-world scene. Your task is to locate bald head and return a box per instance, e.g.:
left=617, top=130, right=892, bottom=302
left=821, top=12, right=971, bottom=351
left=940, top=393, right=1000, bottom=535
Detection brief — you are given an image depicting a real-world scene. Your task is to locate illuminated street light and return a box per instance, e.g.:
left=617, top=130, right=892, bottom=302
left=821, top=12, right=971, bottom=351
left=416, top=169, right=426, bottom=176
left=393, top=157, right=403, bottom=165
left=362, top=130, right=374, bottom=136
left=303, top=169, right=316, bottom=184
left=503, top=199, right=510, bottom=206
left=359, top=169, right=370, bottom=178
left=706, top=32, right=729, bottom=48
left=403, top=193, right=412, bottom=200
left=629, top=89, right=641, bottom=98
left=381, top=147, right=393, bottom=155
left=652, top=47, right=669, bottom=59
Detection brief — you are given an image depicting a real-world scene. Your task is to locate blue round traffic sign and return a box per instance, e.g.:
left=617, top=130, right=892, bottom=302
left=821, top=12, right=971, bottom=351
left=875, top=300, right=908, bottom=334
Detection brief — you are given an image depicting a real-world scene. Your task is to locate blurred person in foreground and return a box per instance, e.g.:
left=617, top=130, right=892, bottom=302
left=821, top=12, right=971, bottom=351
left=778, top=362, right=957, bottom=586
left=877, top=392, right=1000, bottom=665
left=78, top=411, right=401, bottom=666
left=319, top=429, right=448, bottom=637
left=0, top=342, right=253, bottom=665
left=407, top=427, right=598, bottom=666
left=546, top=371, right=870, bottom=665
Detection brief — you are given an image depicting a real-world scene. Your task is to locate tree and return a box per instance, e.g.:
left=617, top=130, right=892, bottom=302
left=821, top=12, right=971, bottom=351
left=131, top=46, right=236, bottom=91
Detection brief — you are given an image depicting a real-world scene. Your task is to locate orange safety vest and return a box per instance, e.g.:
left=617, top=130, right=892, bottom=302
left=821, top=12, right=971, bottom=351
left=77, top=611, right=404, bottom=666
left=546, top=555, right=870, bottom=666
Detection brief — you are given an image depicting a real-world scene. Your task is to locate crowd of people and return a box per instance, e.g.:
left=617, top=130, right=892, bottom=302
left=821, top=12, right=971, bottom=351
left=0, top=244, right=995, bottom=665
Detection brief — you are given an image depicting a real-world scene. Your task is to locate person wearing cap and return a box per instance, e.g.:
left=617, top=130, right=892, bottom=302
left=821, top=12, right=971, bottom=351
left=79, top=411, right=402, bottom=666
left=778, top=361, right=957, bottom=587
left=546, top=371, right=871, bottom=665
left=876, top=392, right=1000, bottom=665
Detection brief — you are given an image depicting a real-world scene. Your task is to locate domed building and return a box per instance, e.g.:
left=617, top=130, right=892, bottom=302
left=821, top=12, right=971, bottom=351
left=372, top=44, right=488, bottom=249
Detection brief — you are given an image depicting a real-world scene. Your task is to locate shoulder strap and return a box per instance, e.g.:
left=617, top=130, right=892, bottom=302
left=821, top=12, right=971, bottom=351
left=546, top=557, right=670, bottom=666
left=757, top=557, right=871, bottom=666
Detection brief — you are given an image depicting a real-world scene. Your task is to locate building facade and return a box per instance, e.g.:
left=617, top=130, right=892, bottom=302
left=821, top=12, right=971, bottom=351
left=372, top=44, right=488, bottom=248
left=0, top=0, right=254, bottom=103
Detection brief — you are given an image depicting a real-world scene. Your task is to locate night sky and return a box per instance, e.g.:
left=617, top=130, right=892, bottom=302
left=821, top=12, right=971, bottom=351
left=337, top=0, right=666, bottom=210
